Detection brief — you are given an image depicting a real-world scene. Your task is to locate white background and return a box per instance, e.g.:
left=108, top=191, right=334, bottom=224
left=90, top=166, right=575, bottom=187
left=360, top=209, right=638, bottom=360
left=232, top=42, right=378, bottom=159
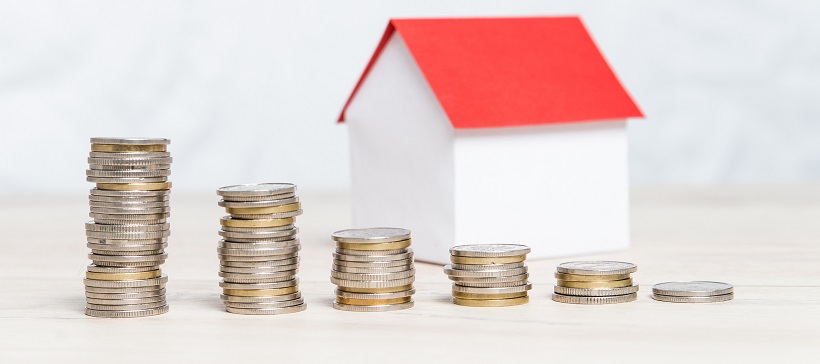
left=1, top=0, right=818, bottom=195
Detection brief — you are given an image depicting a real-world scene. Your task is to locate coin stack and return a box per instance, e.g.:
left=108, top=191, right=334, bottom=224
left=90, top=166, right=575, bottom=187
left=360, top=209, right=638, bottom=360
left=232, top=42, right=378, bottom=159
left=652, top=281, right=734, bottom=303
left=216, top=183, right=306, bottom=315
left=444, top=244, right=532, bottom=307
left=552, top=261, right=639, bottom=304
left=330, top=228, right=416, bottom=312
left=84, top=137, right=172, bottom=318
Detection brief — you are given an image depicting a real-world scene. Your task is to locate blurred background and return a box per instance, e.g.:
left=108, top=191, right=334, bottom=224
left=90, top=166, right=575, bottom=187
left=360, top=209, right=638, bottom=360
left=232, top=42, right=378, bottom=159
left=1, top=0, right=818, bottom=196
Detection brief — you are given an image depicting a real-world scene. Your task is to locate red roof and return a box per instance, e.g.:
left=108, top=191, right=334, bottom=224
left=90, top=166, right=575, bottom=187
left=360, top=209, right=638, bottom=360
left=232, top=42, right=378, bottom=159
left=338, top=16, right=643, bottom=128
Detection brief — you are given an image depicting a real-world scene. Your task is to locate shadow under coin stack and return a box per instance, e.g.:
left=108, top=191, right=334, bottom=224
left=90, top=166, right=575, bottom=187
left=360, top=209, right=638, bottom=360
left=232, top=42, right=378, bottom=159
left=652, top=281, right=734, bottom=303
left=84, top=137, right=172, bottom=318
left=552, top=261, right=639, bottom=304
left=331, top=228, right=416, bottom=312
left=216, top=183, right=306, bottom=315
left=445, top=244, right=532, bottom=307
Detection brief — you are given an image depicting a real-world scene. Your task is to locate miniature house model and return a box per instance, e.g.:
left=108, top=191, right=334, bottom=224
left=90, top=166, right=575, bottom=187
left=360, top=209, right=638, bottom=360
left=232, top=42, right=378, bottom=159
left=338, top=17, right=643, bottom=264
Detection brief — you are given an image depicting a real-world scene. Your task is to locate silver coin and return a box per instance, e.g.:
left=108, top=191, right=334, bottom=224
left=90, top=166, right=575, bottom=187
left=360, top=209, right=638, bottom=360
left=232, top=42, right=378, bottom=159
left=86, top=169, right=171, bottom=178
left=652, top=281, right=733, bottom=297
left=228, top=210, right=304, bottom=220
left=330, top=276, right=415, bottom=289
left=218, top=193, right=295, bottom=202
left=444, top=265, right=528, bottom=278
left=552, top=292, right=638, bottom=304
left=86, top=230, right=170, bottom=240
left=453, top=279, right=529, bottom=288
left=84, top=284, right=164, bottom=294
left=554, top=285, right=640, bottom=297
left=84, top=275, right=168, bottom=288
left=331, top=227, right=411, bottom=244
left=224, top=297, right=304, bottom=309
left=92, top=248, right=164, bottom=256
left=217, top=245, right=300, bottom=257
left=332, top=264, right=412, bottom=274
left=85, top=296, right=165, bottom=305
left=90, top=137, right=170, bottom=145
left=218, top=196, right=299, bottom=208
left=88, top=243, right=167, bottom=252
left=332, top=259, right=413, bottom=268
left=220, top=257, right=299, bottom=268
left=86, top=300, right=167, bottom=311
left=86, top=289, right=165, bottom=299
left=86, top=176, right=168, bottom=183
left=449, top=244, right=531, bottom=258
left=335, top=247, right=408, bottom=256
left=219, top=270, right=298, bottom=281
left=85, top=222, right=169, bottom=232
left=89, top=260, right=165, bottom=268
left=331, top=269, right=415, bottom=281
left=85, top=305, right=169, bottom=318
left=89, top=151, right=170, bottom=159
left=88, top=206, right=171, bottom=215
left=449, top=273, right=529, bottom=284
left=451, top=282, right=532, bottom=294
left=89, top=163, right=171, bottom=171
left=88, top=157, right=172, bottom=166
left=90, top=188, right=171, bottom=197
left=334, top=288, right=415, bottom=300
left=89, top=195, right=169, bottom=203
left=652, top=293, right=734, bottom=303
left=556, top=261, right=638, bottom=275
left=88, top=253, right=168, bottom=263
left=219, top=252, right=300, bottom=263
left=86, top=265, right=158, bottom=273
left=87, top=237, right=167, bottom=245
left=219, top=224, right=295, bottom=233
left=89, top=200, right=170, bottom=209
left=218, top=228, right=298, bottom=240
left=90, top=212, right=169, bottom=221
left=450, top=262, right=526, bottom=271
left=225, top=303, right=306, bottom=315
left=220, top=292, right=301, bottom=303
left=218, top=240, right=299, bottom=250
left=218, top=279, right=298, bottom=290
left=220, top=264, right=299, bottom=274
left=217, top=183, right=296, bottom=198
left=332, top=249, right=413, bottom=263
left=333, top=301, right=413, bottom=312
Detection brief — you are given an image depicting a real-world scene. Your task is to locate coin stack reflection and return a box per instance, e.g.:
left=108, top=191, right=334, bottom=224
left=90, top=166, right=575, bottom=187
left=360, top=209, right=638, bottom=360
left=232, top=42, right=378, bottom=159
left=216, top=183, right=306, bottom=315
left=84, top=138, right=172, bottom=318
left=331, top=228, right=416, bottom=312
left=552, top=261, right=639, bottom=304
left=444, top=244, right=532, bottom=307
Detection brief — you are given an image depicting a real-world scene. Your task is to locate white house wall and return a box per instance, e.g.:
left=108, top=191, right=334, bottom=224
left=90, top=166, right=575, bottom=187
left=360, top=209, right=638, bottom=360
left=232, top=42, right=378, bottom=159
left=453, top=120, right=630, bottom=259
left=345, top=33, right=456, bottom=263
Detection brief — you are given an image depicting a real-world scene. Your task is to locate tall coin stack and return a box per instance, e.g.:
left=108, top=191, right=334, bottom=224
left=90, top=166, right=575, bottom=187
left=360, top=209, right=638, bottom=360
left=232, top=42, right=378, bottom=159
left=84, top=137, right=172, bottom=318
left=216, top=183, right=306, bottom=315
left=552, top=261, right=639, bottom=304
left=330, top=228, right=416, bottom=312
left=444, top=244, right=532, bottom=307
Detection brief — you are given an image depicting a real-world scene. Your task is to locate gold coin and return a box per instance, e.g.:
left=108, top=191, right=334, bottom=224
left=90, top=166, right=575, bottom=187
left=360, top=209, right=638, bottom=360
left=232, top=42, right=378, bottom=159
left=225, top=203, right=301, bottom=215
left=335, top=296, right=412, bottom=306
left=450, top=255, right=526, bottom=265
left=96, top=182, right=172, bottom=191
left=85, top=270, right=161, bottom=281
left=453, top=296, right=529, bottom=307
left=337, top=284, right=413, bottom=294
left=554, top=272, right=632, bottom=282
left=220, top=217, right=293, bottom=228
left=222, top=286, right=299, bottom=297
left=336, top=239, right=411, bottom=251
left=91, top=144, right=167, bottom=152
left=556, top=278, right=633, bottom=289
left=452, top=291, right=528, bottom=300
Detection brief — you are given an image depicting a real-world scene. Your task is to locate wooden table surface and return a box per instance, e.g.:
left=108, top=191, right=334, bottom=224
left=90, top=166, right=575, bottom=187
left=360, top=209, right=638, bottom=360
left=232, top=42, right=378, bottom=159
left=1, top=187, right=818, bottom=362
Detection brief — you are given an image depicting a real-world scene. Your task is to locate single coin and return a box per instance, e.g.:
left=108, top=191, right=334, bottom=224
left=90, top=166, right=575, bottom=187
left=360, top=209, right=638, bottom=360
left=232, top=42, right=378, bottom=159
left=652, top=293, right=734, bottom=303
left=556, top=278, right=634, bottom=289
left=87, top=253, right=168, bottom=263
left=220, top=292, right=301, bottom=303
left=85, top=270, right=161, bottom=281
left=88, top=206, right=171, bottom=216
left=453, top=296, right=529, bottom=307
left=217, top=183, right=296, bottom=198
left=88, top=261, right=165, bottom=268
left=91, top=248, right=164, bottom=256
left=85, top=296, right=165, bottom=305
left=86, top=169, right=171, bottom=178
left=331, top=227, right=411, bottom=244
left=218, top=228, right=297, bottom=239
left=451, top=282, right=532, bottom=294
left=89, top=194, right=169, bottom=203
left=87, top=243, right=167, bottom=252
left=88, top=157, right=172, bottom=166
left=90, top=137, right=170, bottom=145
left=335, top=247, right=407, bottom=256
left=223, top=202, right=300, bottom=214
left=332, top=259, right=412, bottom=268
left=450, top=244, right=531, bottom=258
left=556, top=261, right=637, bottom=275
left=332, top=250, right=413, bottom=263
left=88, top=163, right=170, bottom=171
left=444, top=265, right=527, bottom=278
left=96, top=182, right=172, bottom=191
left=84, top=275, right=168, bottom=288
left=89, top=151, right=170, bottom=159
left=218, top=198, right=299, bottom=209
left=85, top=305, right=169, bottom=318
left=219, top=279, right=298, bottom=290
left=450, top=273, right=529, bottom=284
left=224, top=298, right=304, bottom=309
left=334, top=288, right=415, bottom=300
left=219, top=252, right=299, bottom=263
left=336, top=296, right=412, bottom=306
left=87, top=237, right=167, bottom=245
left=333, top=301, right=413, bottom=312
left=331, top=269, right=415, bottom=281
left=86, top=301, right=167, bottom=311
left=552, top=292, right=638, bottom=304
left=555, top=272, right=632, bottom=282
left=219, top=272, right=297, bottom=284
left=217, top=245, right=300, bottom=257
left=90, top=188, right=170, bottom=197
left=85, top=265, right=158, bottom=273
left=554, top=285, right=640, bottom=297
left=222, top=286, right=299, bottom=297
left=336, top=284, right=413, bottom=294
left=89, top=213, right=168, bottom=223
left=220, top=224, right=295, bottom=233
left=86, top=289, right=165, bottom=300
left=89, top=200, right=170, bottom=209
left=220, top=257, right=299, bottom=268
left=450, top=262, right=525, bottom=271
left=219, top=193, right=295, bottom=202
left=91, top=144, right=167, bottom=152
left=453, top=280, right=529, bottom=288
left=452, top=291, right=528, bottom=300
left=336, top=239, right=411, bottom=251
left=220, top=216, right=293, bottom=228
left=225, top=303, right=306, bottom=315
left=87, top=176, right=168, bottom=183
left=85, top=222, right=169, bottom=232
left=218, top=239, right=299, bottom=250
left=220, top=264, right=298, bottom=274
left=652, top=281, right=734, bottom=297
left=84, top=285, right=163, bottom=294
left=332, top=264, right=412, bottom=274
left=450, top=255, right=526, bottom=265
left=331, top=276, right=415, bottom=289
left=228, top=211, right=303, bottom=220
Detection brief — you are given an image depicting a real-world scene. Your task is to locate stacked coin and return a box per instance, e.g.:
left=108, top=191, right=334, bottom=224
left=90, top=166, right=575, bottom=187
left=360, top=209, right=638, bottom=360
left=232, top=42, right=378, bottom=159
left=652, top=281, right=734, bottom=303
left=216, top=183, right=306, bottom=315
left=330, top=228, right=416, bottom=312
left=444, top=244, right=532, bottom=307
left=552, top=261, right=639, bottom=304
left=84, top=137, right=172, bottom=318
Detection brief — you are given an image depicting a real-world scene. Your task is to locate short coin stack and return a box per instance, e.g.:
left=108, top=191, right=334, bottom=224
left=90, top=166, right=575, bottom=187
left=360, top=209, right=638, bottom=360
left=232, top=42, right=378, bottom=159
left=652, top=281, right=734, bottom=303
left=444, top=244, right=532, bottom=307
left=331, top=228, right=416, bottom=312
left=216, top=183, right=306, bottom=315
left=552, top=261, right=639, bottom=304
left=84, top=137, right=172, bottom=318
